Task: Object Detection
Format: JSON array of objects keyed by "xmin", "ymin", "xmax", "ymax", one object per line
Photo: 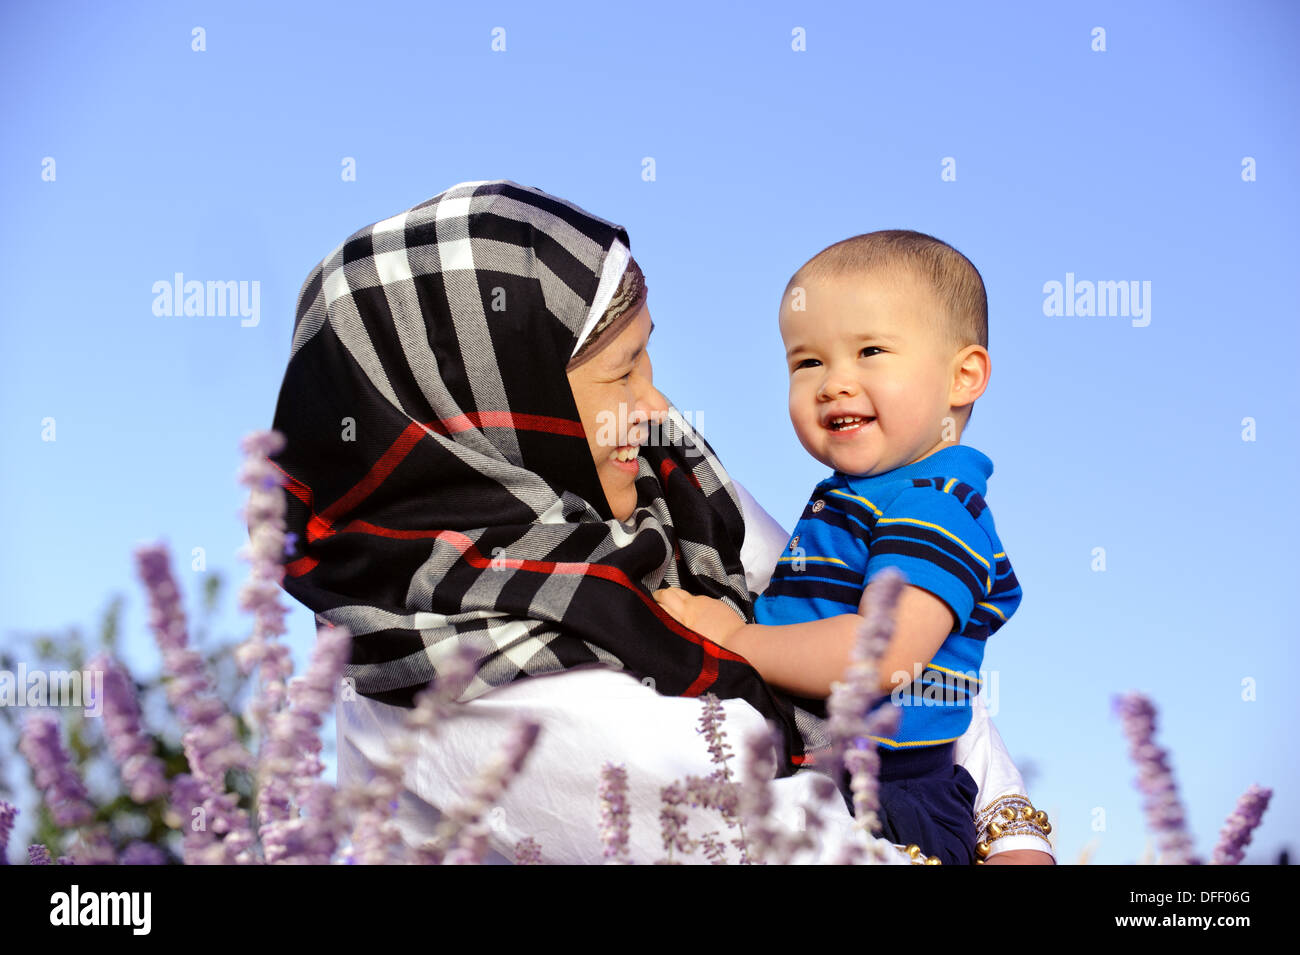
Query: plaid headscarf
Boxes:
[{"xmin": 268, "ymin": 180, "xmax": 811, "ymax": 773}]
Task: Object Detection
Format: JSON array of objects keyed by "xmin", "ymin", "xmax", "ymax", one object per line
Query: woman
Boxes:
[{"xmin": 268, "ymin": 180, "xmax": 1053, "ymax": 863}]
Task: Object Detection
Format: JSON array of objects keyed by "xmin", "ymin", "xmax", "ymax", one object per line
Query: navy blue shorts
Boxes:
[{"xmin": 872, "ymin": 742, "xmax": 978, "ymax": 865}]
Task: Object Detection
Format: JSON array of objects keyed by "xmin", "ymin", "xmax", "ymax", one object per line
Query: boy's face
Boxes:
[{"xmin": 779, "ymin": 268, "xmax": 970, "ymax": 478}]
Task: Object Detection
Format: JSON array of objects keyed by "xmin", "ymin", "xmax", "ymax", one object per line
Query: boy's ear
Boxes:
[{"xmin": 950, "ymin": 345, "xmax": 990, "ymax": 408}]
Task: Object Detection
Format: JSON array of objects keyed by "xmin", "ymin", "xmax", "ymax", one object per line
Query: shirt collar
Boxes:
[{"xmin": 832, "ymin": 445, "xmax": 993, "ymax": 497}]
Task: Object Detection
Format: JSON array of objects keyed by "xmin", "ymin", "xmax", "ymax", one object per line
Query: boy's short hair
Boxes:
[
  {"xmin": 786, "ymin": 230, "xmax": 988, "ymax": 427},
  {"xmin": 787, "ymin": 230, "xmax": 988, "ymax": 353}
]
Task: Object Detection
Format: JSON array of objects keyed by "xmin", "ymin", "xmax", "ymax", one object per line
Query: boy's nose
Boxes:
[{"xmin": 817, "ymin": 372, "xmax": 860, "ymax": 400}]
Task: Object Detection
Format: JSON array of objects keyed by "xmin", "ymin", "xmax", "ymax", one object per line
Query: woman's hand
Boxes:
[
  {"xmin": 653, "ymin": 587, "xmax": 746, "ymax": 646},
  {"xmin": 982, "ymin": 849, "xmax": 1055, "ymax": 865}
]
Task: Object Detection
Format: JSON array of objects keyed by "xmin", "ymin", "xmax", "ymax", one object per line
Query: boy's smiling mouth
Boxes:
[{"xmin": 823, "ymin": 413, "xmax": 876, "ymax": 433}]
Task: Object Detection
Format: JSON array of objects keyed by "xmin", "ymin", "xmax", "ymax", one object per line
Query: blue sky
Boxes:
[{"xmin": 2, "ymin": 0, "xmax": 1296, "ymax": 864}]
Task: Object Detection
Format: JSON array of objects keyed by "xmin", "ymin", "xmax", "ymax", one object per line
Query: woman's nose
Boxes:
[
  {"xmin": 630, "ymin": 385, "xmax": 669, "ymax": 427},
  {"xmin": 643, "ymin": 383, "xmax": 669, "ymax": 420}
]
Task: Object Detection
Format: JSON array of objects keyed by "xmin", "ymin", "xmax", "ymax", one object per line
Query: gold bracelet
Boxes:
[
  {"xmin": 893, "ymin": 843, "xmax": 943, "ymax": 865},
  {"xmin": 974, "ymin": 794, "xmax": 1052, "ymax": 862}
]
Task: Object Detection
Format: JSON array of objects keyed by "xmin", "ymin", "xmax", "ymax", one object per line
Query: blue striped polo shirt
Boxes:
[{"xmin": 753, "ymin": 445, "xmax": 1021, "ymax": 749}]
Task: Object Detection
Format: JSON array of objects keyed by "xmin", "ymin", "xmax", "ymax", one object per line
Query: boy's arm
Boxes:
[
  {"xmin": 733, "ymin": 581, "xmax": 956, "ymax": 698},
  {"xmin": 654, "ymin": 582, "xmax": 956, "ymax": 699}
]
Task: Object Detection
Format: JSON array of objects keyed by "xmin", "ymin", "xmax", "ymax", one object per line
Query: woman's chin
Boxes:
[{"xmin": 604, "ymin": 484, "xmax": 637, "ymax": 522}]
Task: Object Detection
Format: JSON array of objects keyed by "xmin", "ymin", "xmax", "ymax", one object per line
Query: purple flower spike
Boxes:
[
  {"xmin": 28, "ymin": 844, "xmax": 52, "ymax": 866},
  {"xmin": 598, "ymin": 763, "xmax": 631, "ymax": 864},
  {"xmin": 120, "ymin": 842, "xmax": 169, "ymax": 865},
  {"xmin": 135, "ymin": 542, "xmax": 255, "ymax": 863},
  {"xmin": 18, "ymin": 713, "xmax": 95, "ymax": 828},
  {"xmin": 1114, "ymin": 692, "xmax": 1199, "ymax": 865},
  {"xmin": 826, "ymin": 567, "xmax": 904, "ymax": 851},
  {"xmin": 0, "ymin": 800, "xmax": 17, "ymax": 864},
  {"xmin": 1211, "ymin": 784, "xmax": 1272, "ymax": 865},
  {"xmin": 235, "ymin": 429, "xmax": 294, "ymax": 734},
  {"xmin": 87, "ymin": 654, "xmax": 168, "ymax": 804},
  {"xmin": 258, "ymin": 624, "xmax": 351, "ymax": 864},
  {"xmin": 432, "ymin": 719, "xmax": 540, "ymax": 865},
  {"xmin": 514, "ymin": 837, "xmax": 542, "ymax": 865},
  {"xmin": 697, "ymin": 694, "xmax": 733, "ymax": 782}
]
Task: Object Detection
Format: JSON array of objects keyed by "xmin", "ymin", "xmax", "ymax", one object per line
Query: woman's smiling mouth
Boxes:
[{"xmin": 609, "ymin": 444, "xmax": 641, "ymax": 471}]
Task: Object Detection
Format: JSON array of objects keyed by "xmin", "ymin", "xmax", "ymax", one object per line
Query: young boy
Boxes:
[{"xmin": 655, "ymin": 230, "xmax": 1021, "ymax": 865}]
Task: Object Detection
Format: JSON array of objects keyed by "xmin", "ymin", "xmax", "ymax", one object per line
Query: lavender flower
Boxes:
[
  {"xmin": 234, "ymin": 429, "xmax": 294, "ymax": 733},
  {"xmin": 843, "ymin": 704, "xmax": 900, "ymax": 838},
  {"xmin": 67, "ymin": 829, "xmax": 118, "ymax": 865},
  {"xmin": 341, "ymin": 655, "xmax": 480, "ymax": 865},
  {"xmin": 86, "ymin": 654, "xmax": 168, "ymax": 804},
  {"xmin": 28, "ymin": 845, "xmax": 52, "ymax": 865},
  {"xmin": 697, "ymin": 694, "xmax": 733, "ymax": 780},
  {"xmin": 514, "ymin": 837, "xmax": 542, "ymax": 865},
  {"xmin": 654, "ymin": 767, "xmax": 750, "ymax": 864},
  {"xmin": 0, "ymin": 799, "xmax": 16, "ymax": 865},
  {"xmin": 1211, "ymin": 784, "xmax": 1272, "ymax": 865},
  {"xmin": 657, "ymin": 781, "xmax": 693, "ymax": 863},
  {"xmin": 135, "ymin": 542, "xmax": 255, "ymax": 863},
  {"xmin": 167, "ymin": 772, "xmax": 226, "ymax": 866},
  {"xmin": 733, "ymin": 724, "xmax": 845, "ymax": 865},
  {"xmin": 18, "ymin": 713, "xmax": 95, "ymax": 828},
  {"xmin": 258, "ymin": 624, "xmax": 351, "ymax": 864},
  {"xmin": 339, "ymin": 765, "xmax": 408, "ymax": 866},
  {"xmin": 1113, "ymin": 692, "xmax": 1199, "ymax": 865},
  {"xmin": 119, "ymin": 841, "xmax": 169, "ymax": 865},
  {"xmin": 440, "ymin": 719, "xmax": 540, "ymax": 865},
  {"xmin": 598, "ymin": 763, "xmax": 632, "ymax": 864},
  {"xmin": 825, "ymin": 568, "xmax": 904, "ymax": 848},
  {"xmin": 736, "ymin": 726, "xmax": 780, "ymax": 864}
]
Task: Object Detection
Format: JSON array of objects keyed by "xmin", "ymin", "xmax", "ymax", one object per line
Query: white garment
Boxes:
[{"xmin": 335, "ymin": 480, "xmax": 1053, "ymax": 863}]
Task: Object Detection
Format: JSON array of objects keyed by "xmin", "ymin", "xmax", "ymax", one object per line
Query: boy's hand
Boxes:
[{"xmin": 653, "ymin": 588, "xmax": 746, "ymax": 646}]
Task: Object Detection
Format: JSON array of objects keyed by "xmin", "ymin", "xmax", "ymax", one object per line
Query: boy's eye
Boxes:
[
  {"xmin": 860, "ymin": 346, "xmax": 883, "ymax": 358},
  {"xmin": 793, "ymin": 357, "xmax": 821, "ymax": 371}
]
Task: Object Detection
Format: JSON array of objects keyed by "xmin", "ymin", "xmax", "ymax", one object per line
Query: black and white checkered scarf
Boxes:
[{"xmin": 268, "ymin": 180, "xmax": 810, "ymax": 773}]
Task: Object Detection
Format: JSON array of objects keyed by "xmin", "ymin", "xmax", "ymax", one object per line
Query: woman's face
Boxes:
[{"xmin": 566, "ymin": 306, "xmax": 669, "ymax": 521}]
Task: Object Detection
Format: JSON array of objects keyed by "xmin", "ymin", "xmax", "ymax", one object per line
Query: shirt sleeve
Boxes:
[
  {"xmin": 731, "ymin": 478, "xmax": 791, "ymax": 596},
  {"xmin": 953, "ymin": 695, "xmax": 1056, "ymax": 861},
  {"xmin": 864, "ymin": 486, "xmax": 995, "ymax": 632}
]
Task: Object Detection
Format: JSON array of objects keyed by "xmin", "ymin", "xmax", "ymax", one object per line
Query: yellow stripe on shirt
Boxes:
[
  {"xmin": 826, "ymin": 488, "xmax": 883, "ymax": 518},
  {"xmin": 874, "ymin": 517, "xmax": 991, "ymax": 571}
]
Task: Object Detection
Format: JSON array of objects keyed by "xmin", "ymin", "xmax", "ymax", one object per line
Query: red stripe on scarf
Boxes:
[
  {"xmin": 424, "ymin": 411, "xmax": 585, "ymax": 439},
  {"xmin": 312, "ymin": 422, "xmax": 429, "ymax": 534},
  {"xmin": 658, "ymin": 457, "xmax": 701, "ymax": 490},
  {"xmin": 431, "ymin": 528, "xmax": 746, "ymax": 693},
  {"xmin": 276, "ymin": 448, "xmax": 739, "ymax": 697},
  {"xmin": 285, "ymin": 556, "xmax": 319, "ymax": 576},
  {"xmin": 298, "ymin": 415, "xmax": 584, "ymax": 541}
]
